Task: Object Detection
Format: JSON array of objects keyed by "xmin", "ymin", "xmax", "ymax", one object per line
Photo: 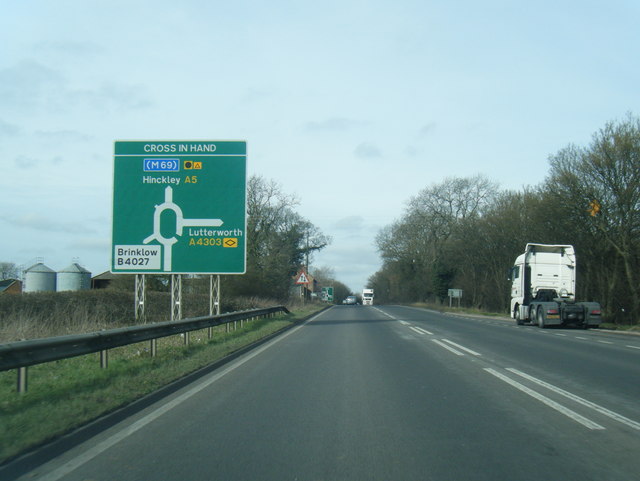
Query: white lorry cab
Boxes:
[
  {"xmin": 509, "ymin": 244, "xmax": 601, "ymax": 328},
  {"xmin": 362, "ymin": 288, "xmax": 374, "ymax": 306}
]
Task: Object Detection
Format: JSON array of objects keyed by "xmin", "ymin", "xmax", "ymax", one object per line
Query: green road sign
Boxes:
[
  {"xmin": 111, "ymin": 141, "xmax": 246, "ymax": 274},
  {"xmin": 321, "ymin": 286, "xmax": 334, "ymax": 302}
]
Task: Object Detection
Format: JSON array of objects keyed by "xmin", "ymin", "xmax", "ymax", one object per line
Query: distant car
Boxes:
[{"xmin": 344, "ymin": 295, "xmax": 357, "ymax": 305}]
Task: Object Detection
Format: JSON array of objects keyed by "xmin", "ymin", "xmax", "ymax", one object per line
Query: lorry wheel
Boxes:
[
  {"xmin": 515, "ymin": 307, "xmax": 524, "ymax": 325},
  {"xmin": 537, "ymin": 307, "xmax": 546, "ymax": 328}
]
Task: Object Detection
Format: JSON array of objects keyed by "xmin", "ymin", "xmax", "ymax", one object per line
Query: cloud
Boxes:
[
  {"xmin": 0, "ymin": 60, "xmax": 152, "ymax": 114},
  {"xmin": 404, "ymin": 145, "xmax": 421, "ymax": 157},
  {"xmin": 418, "ymin": 122, "xmax": 438, "ymax": 137},
  {"xmin": 354, "ymin": 142, "xmax": 382, "ymax": 159},
  {"xmin": 32, "ymin": 40, "xmax": 105, "ymax": 57},
  {"xmin": 13, "ymin": 155, "xmax": 41, "ymax": 169},
  {"xmin": 314, "ymin": 243, "xmax": 381, "ymax": 290},
  {"xmin": 240, "ymin": 87, "xmax": 276, "ymax": 104},
  {"xmin": 13, "ymin": 154, "xmax": 66, "ymax": 170},
  {"xmin": 34, "ymin": 129, "xmax": 92, "ymax": 142},
  {"xmin": 0, "ymin": 119, "xmax": 20, "ymax": 137},
  {"xmin": 66, "ymin": 237, "xmax": 111, "ymax": 251},
  {"xmin": 72, "ymin": 83, "xmax": 153, "ymax": 111},
  {"xmin": 304, "ymin": 117, "xmax": 366, "ymax": 132},
  {"xmin": 403, "ymin": 122, "xmax": 437, "ymax": 157},
  {"xmin": 0, "ymin": 61, "xmax": 65, "ymax": 111},
  {"xmin": 0, "ymin": 213, "xmax": 95, "ymax": 234},
  {"xmin": 333, "ymin": 215, "xmax": 365, "ymax": 231}
]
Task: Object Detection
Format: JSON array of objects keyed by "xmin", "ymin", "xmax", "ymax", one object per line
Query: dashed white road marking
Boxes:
[
  {"xmin": 507, "ymin": 368, "xmax": 640, "ymax": 431},
  {"xmin": 484, "ymin": 368, "xmax": 604, "ymax": 430},
  {"xmin": 410, "ymin": 326, "xmax": 434, "ymax": 335},
  {"xmin": 432, "ymin": 339, "xmax": 464, "ymax": 356},
  {"xmin": 441, "ymin": 339, "xmax": 481, "ymax": 356}
]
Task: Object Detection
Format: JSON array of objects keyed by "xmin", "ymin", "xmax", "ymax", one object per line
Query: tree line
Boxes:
[
  {"xmin": 369, "ymin": 115, "xmax": 640, "ymax": 324},
  {"xmin": 224, "ymin": 175, "xmax": 332, "ymax": 300}
]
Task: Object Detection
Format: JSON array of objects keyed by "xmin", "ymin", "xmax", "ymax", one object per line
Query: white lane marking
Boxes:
[
  {"xmin": 432, "ymin": 339, "xmax": 464, "ymax": 356},
  {"xmin": 372, "ymin": 307, "xmax": 396, "ymax": 320},
  {"xmin": 507, "ymin": 368, "xmax": 640, "ymax": 431},
  {"xmin": 575, "ymin": 337, "xmax": 588, "ymax": 340},
  {"xmin": 484, "ymin": 368, "xmax": 604, "ymax": 430},
  {"xmin": 627, "ymin": 345, "xmax": 640, "ymax": 350},
  {"xmin": 441, "ymin": 339, "xmax": 481, "ymax": 356},
  {"xmin": 29, "ymin": 313, "xmax": 318, "ymax": 481},
  {"xmin": 410, "ymin": 326, "xmax": 433, "ymax": 335},
  {"xmin": 554, "ymin": 333, "xmax": 567, "ymax": 337},
  {"xmin": 598, "ymin": 340, "xmax": 614, "ymax": 345},
  {"xmin": 399, "ymin": 320, "xmax": 410, "ymax": 326}
]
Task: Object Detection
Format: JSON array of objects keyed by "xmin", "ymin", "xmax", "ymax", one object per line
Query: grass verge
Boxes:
[
  {"xmin": 0, "ymin": 305, "xmax": 324, "ymax": 464},
  {"xmin": 599, "ymin": 322, "xmax": 640, "ymax": 332},
  {"xmin": 409, "ymin": 302, "xmax": 509, "ymax": 319}
]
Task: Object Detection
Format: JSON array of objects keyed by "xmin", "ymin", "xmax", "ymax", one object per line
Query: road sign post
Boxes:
[
  {"xmin": 448, "ymin": 288, "xmax": 463, "ymax": 308},
  {"xmin": 113, "ymin": 141, "xmax": 246, "ymax": 322}
]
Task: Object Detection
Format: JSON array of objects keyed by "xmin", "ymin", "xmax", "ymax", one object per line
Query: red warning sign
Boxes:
[{"xmin": 295, "ymin": 271, "xmax": 309, "ymax": 285}]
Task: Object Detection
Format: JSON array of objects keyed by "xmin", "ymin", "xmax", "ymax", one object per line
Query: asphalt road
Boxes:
[{"xmin": 10, "ymin": 305, "xmax": 640, "ymax": 480}]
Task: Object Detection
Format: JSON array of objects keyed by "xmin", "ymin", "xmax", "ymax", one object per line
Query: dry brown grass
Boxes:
[{"xmin": 0, "ymin": 289, "xmax": 288, "ymax": 343}]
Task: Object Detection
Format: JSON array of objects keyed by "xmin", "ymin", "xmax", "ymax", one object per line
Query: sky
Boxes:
[{"xmin": 1, "ymin": 0, "xmax": 639, "ymax": 293}]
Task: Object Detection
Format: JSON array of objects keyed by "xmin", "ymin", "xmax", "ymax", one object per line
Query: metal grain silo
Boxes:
[
  {"xmin": 23, "ymin": 263, "xmax": 57, "ymax": 292},
  {"xmin": 57, "ymin": 263, "xmax": 92, "ymax": 291}
]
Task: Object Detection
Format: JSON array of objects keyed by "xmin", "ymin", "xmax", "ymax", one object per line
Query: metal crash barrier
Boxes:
[{"xmin": 0, "ymin": 306, "xmax": 290, "ymax": 393}]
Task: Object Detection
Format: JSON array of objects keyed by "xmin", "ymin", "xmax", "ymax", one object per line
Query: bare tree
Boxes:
[
  {"xmin": 226, "ymin": 175, "xmax": 330, "ymax": 300},
  {"xmin": 548, "ymin": 114, "xmax": 640, "ymax": 320},
  {"xmin": 0, "ymin": 262, "xmax": 18, "ymax": 280}
]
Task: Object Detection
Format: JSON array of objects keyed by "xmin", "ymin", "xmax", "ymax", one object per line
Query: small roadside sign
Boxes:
[
  {"xmin": 295, "ymin": 271, "xmax": 309, "ymax": 285},
  {"xmin": 321, "ymin": 286, "xmax": 334, "ymax": 302},
  {"xmin": 448, "ymin": 288, "xmax": 463, "ymax": 307}
]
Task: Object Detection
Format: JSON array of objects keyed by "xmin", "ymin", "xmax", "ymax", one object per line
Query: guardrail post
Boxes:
[
  {"xmin": 17, "ymin": 366, "xmax": 27, "ymax": 393},
  {"xmin": 135, "ymin": 274, "xmax": 146, "ymax": 322},
  {"xmin": 209, "ymin": 275, "xmax": 220, "ymax": 316},
  {"xmin": 100, "ymin": 350, "xmax": 108, "ymax": 369},
  {"xmin": 150, "ymin": 338, "xmax": 157, "ymax": 357},
  {"xmin": 171, "ymin": 274, "xmax": 182, "ymax": 322},
  {"xmin": 184, "ymin": 332, "xmax": 190, "ymax": 346}
]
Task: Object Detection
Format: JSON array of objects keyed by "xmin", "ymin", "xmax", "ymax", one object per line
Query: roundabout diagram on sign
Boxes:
[{"xmin": 143, "ymin": 186, "xmax": 224, "ymax": 271}]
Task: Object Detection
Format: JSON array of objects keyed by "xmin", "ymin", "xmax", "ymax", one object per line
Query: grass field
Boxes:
[{"xmin": 0, "ymin": 304, "xmax": 324, "ymax": 464}]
